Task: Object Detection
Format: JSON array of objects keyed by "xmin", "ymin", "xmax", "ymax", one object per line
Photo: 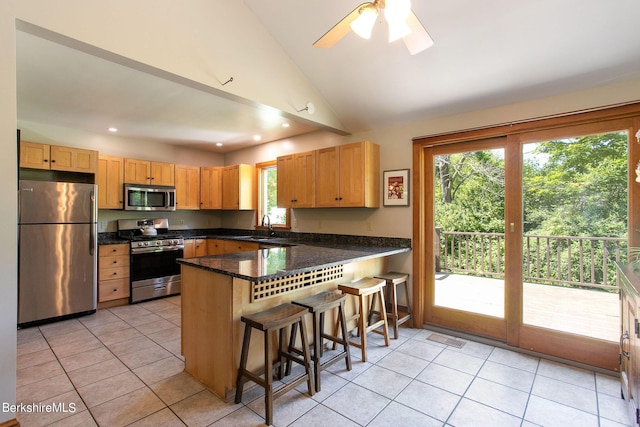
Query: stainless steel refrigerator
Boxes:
[{"xmin": 18, "ymin": 180, "xmax": 98, "ymax": 326}]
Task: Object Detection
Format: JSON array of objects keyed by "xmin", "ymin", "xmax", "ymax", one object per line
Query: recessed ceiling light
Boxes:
[
  {"xmin": 282, "ymin": 123, "xmax": 290, "ymax": 128},
  {"xmin": 216, "ymin": 143, "xmax": 223, "ymax": 147},
  {"xmin": 107, "ymin": 127, "xmax": 118, "ymax": 132},
  {"xmin": 253, "ymin": 135, "xmax": 262, "ymax": 141}
]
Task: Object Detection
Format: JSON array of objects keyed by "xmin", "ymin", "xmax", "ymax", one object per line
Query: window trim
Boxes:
[{"xmin": 255, "ymin": 160, "xmax": 291, "ymax": 230}]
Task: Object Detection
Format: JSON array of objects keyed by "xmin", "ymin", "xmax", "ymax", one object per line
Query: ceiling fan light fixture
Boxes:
[
  {"xmin": 350, "ymin": 5, "xmax": 378, "ymax": 39},
  {"xmin": 387, "ymin": 19, "xmax": 412, "ymax": 42},
  {"xmin": 384, "ymin": 0, "xmax": 412, "ymax": 42}
]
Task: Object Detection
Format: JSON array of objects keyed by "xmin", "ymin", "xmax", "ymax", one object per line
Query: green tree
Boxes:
[
  {"xmin": 524, "ymin": 132, "xmax": 627, "ymax": 238},
  {"xmin": 435, "ymin": 150, "xmax": 505, "ymax": 233}
]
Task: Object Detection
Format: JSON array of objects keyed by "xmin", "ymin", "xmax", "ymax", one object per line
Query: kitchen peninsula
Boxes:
[{"xmin": 177, "ymin": 238, "xmax": 410, "ymax": 400}]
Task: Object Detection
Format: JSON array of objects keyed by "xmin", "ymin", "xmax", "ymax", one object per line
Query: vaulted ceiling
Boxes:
[{"xmin": 16, "ymin": 0, "xmax": 640, "ymax": 152}]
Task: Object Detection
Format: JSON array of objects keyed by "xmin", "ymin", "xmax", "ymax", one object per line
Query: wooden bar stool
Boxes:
[
  {"xmin": 337, "ymin": 277, "xmax": 390, "ymax": 362},
  {"xmin": 374, "ymin": 272, "xmax": 412, "ymax": 339},
  {"xmin": 289, "ymin": 291, "xmax": 352, "ymax": 392},
  {"xmin": 234, "ymin": 303, "xmax": 314, "ymax": 426}
]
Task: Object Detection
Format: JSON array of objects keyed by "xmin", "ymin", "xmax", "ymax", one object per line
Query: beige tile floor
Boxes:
[{"xmin": 15, "ymin": 295, "xmax": 632, "ymax": 426}]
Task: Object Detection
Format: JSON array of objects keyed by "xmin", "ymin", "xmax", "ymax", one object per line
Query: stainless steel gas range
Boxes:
[{"xmin": 117, "ymin": 218, "xmax": 184, "ymax": 303}]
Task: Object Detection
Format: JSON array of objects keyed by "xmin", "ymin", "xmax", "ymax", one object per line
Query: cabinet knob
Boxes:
[
  {"xmin": 113, "ymin": 260, "xmax": 117, "ymax": 264},
  {"xmin": 51, "ymin": 159, "xmax": 56, "ymax": 163},
  {"xmin": 113, "ymin": 272, "xmax": 117, "ymax": 275},
  {"xmin": 44, "ymin": 159, "xmax": 49, "ymax": 163}
]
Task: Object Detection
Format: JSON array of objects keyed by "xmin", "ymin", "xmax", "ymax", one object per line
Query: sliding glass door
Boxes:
[
  {"xmin": 427, "ymin": 138, "xmax": 509, "ymax": 341},
  {"xmin": 420, "ymin": 121, "xmax": 631, "ymax": 369}
]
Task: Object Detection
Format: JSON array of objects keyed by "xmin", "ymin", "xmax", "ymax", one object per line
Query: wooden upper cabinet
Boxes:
[
  {"xmin": 50, "ymin": 146, "xmax": 98, "ymax": 173},
  {"xmin": 124, "ymin": 158, "xmax": 150, "ymax": 184},
  {"xmin": 175, "ymin": 164, "xmax": 200, "ymax": 210},
  {"xmin": 339, "ymin": 141, "xmax": 379, "ymax": 207},
  {"xmin": 19, "ymin": 141, "xmax": 97, "ymax": 174},
  {"xmin": 200, "ymin": 166, "xmax": 222, "ymax": 210},
  {"xmin": 222, "ymin": 164, "xmax": 255, "ymax": 210},
  {"xmin": 19, "ymin": 141, "xmax": 50, "ymax": 169},
  {"xmin": 98, "ymin": 155, "xmax": 124, "ymax": 209},
  {"xmin": 124, "ymin": 159, "xmax": 174, "ymax": 186},
  {"xmin": 277, "ymin": 150, "xmax": 316, "ymax": 208},
  {"xmin": 315, "ymin": 146, "xmax": 342, "ymax": 207},
  {"xmin": 316, "ymin": 141, "xmax": 380, "ymax": 208},
  {"xmin": 151, "ymin": 161, "xmax": 175, "ymax": 186}
]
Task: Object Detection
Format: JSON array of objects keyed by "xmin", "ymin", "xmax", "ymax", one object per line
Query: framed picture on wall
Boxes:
[{"xmin": 383, "ymin": 169, "xmax": 410, "ymax": 206}]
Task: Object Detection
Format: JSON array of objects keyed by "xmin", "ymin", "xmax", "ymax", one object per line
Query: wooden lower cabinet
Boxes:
[
  {"xmin": 207, "ymin": 239, "xmax": 224, "ymax": 255},
  {"xmin": 184, "ymin": 239, "xmax": 207, "ymax": 258},
  {"xmin": 98, "ymin": 244, "xmax": 130, "ymax": 302},
  {"xmin": 618, "ymin": 262, "xmax": 640, "ymax": 425},
  {"xmin": 205, "ymin": 238, "xmax": 259, "ymax": 255},
  {"xmin": 222, "ymin": 240, "xmax": 259, "ymax": 253}
]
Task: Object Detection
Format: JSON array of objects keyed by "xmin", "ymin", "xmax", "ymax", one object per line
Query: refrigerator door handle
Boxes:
[{"xmin": 90, "ymin": 190, "xmax": 96, "ymax": 256}]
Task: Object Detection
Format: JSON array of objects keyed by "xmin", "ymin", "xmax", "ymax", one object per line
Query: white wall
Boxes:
[
  {"xmin": 2, "ymin": 1, "xmax": 640, "ymax": 422},
  {"xmin": 0, "ymin": 1, "xmax": 18, "ymax": 421},
  {"xmin": 19, "ymin": 121, "xmax": 225, "ymax": 167}
]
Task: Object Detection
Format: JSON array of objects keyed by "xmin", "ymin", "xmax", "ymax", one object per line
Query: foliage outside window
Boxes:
[
  {"xmin": 256, "ymin": 161, "xmax": 289, "ymax": 228},
  {"xmin": 433, "ymin": 131, "xmax": 628, "ymax": 289}
]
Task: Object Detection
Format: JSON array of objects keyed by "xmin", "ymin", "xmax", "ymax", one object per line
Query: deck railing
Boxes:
[{"xmin": 436, "ymin": 229, "xmax": 627, "ymax": 291}]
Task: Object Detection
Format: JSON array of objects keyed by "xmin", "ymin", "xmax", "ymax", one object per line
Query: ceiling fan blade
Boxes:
[
  {"xmin": 313, "ymin": 3, "xmax": 370, "ymax": 49},
  {"xmin": 402, "ymin": 11, "xmax": 434, "ymax": 55}
]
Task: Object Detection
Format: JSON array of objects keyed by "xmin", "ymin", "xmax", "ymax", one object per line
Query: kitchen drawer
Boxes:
[
  {"xmin": 207, "ymin": 239, "xmax": 224, "ymax": 255},
  {"xmin": 99, "ymin": 244, "xmax": 130, "ymax": 257},
  {"xmin": 99, "ymin": 254, "xmax": 129, "ymax": 269},
  {"xmin": 99, "ymin": 266, "xmax": 129, "ymax": 281},
  {"xmin": 222, "ymin": 240, "xmax": 259, "ymax": 253},
  {"xmin": 99, "ymin": 278, "xmax": 130, "ymax": 302}
]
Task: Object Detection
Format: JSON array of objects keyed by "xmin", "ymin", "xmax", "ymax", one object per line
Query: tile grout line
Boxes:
[
  {"xmin": 103, "ymin": 304, "xmax": 190, "ymax": 426},
  {"xmin": 37, "ymin": 320, "xmax": 100, "ymax": 426},
  {"xmin": 41, "ymin": 303, "xmax": 183, "ymax": 426}
]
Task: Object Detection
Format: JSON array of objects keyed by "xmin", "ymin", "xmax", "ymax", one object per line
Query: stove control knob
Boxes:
[
  {"xmin": 144, "ymin": 241, "xmax": 149, "ymax": 246},
  {"xmin": 137, "ymin": 242, "xmax": 142, "ymax": 247}
]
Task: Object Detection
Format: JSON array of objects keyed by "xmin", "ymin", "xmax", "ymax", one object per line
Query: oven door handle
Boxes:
[{"xmin": 131, "ymin": 246, "xmax": 184, "ymax": 254}]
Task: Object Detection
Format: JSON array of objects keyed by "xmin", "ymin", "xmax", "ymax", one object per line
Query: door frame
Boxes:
[
  {"xmin": 412, "ymin": 103, "xmax": 640, "ymax": 370},
  {"xmin": 425, "ymin": 138, "xmax": 511, "ymax": 342}
]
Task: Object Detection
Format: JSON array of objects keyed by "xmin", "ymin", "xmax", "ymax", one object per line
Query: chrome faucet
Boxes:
[{"xmin": 261, "ymin": 214, "xmax": 275, "ymax": 236}]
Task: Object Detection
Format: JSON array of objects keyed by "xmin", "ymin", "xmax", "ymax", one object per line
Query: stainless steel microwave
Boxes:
[{"xmin": 124, "ymin": 184, "xmax": 176, "ymax": 211}]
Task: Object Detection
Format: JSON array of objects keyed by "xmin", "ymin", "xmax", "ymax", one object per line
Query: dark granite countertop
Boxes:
[
  {"xmin": 99, "ymin": 229, "xmax": 411, "ymax": 248},
  {"xmin": 177, "ymin": 244, "xmax": 410, "ymax": 281},
  {"xmin": 99, "ymin": 228, "xmax": 411, "ymax": 280}
]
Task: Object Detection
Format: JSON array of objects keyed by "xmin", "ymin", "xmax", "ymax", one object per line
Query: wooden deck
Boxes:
[{"xmin": 434, "ymin": 273, "xmax": 620, "ymax": 342}]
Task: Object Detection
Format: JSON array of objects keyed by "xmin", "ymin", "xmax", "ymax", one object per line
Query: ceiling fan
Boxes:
[{"xmin": 313, "ymin": 0, "xmax": 434, "ymax": 55}]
